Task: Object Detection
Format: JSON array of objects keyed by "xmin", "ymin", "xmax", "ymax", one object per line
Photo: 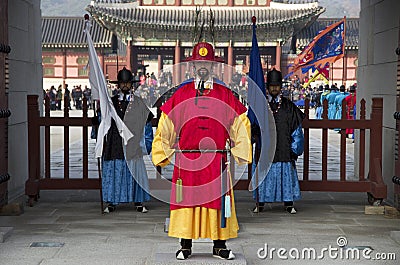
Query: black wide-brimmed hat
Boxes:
[
  {"xmin": 109, "ymin": 67, "xmax": 139, "ymax": 84},
  {"xmin": 267, "ymin": 69, "xmax": 283, "ymax": 86}
]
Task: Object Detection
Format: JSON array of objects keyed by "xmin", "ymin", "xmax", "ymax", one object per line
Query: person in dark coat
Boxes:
[
  {"xmin": 253, "ymin": 69, "xmax": 305, "ymax": 214},
  {"xmin": 101, "ymin": 67, "xmax": 152, "ymax": 213}
]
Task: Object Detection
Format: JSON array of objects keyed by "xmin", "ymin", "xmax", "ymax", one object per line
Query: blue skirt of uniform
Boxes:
[
  {"xmin": 253, "ymin": 162, "xmax": 301, "ymax": 203},
  {"xmin": 102, "ymin": 158, "xmax": 150, "ymax": 205},
  {"xmin": 315, "ymin": 106, "xmax": 323, "ymax": 119}
]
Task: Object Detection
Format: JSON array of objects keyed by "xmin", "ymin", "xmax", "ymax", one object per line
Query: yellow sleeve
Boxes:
[
  {"xmin": 230, "ymin": 113, "xmax": 252, "ymax": 165},
  {"xmin": 151, "ymin": 112, "xmax": 176, "ymax": 167}
]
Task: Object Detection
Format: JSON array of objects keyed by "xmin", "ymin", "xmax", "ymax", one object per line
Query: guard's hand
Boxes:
[
  {"xmin": 251, "ymin": 124, "xmax": 260, "ymax": 144},
  {"xmin": 91, "ymin": 116, "xmax": 100, "ymax": 126}
]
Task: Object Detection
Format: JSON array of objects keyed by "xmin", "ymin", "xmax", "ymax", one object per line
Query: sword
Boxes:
[{"xmin": 221, "ymin": 139, "xmax": 231, "ymax": 228}]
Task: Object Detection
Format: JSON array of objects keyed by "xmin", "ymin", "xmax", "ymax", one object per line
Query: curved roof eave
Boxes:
[{"xmin": 85, "ymin": 4, "xmax": 325, "ymax": 31}]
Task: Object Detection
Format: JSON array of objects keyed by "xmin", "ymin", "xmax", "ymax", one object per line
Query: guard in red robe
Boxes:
[{"xmin": 152, "ymin": 42, "xmax": 252, "ymax": 260}]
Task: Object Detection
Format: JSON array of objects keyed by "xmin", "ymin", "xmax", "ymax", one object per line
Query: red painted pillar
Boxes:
[
  {"xmin": 245, "ymin": 55, "xmax": 250, "ymax": 74},
  {"xmin": 126, "ymin": 40, "xmax": 132, "ymax": 71},
  {"xmin": 158, "ymin": 54, "xmax": 162, "ymax": 76},
  {"xmin": 227, "ymin": 41, "xmax": 234, "ymax": 84},
  {"xmin": 342, "ymin": 50, "xmax": 348, "ymax": 87},
  {"xmin": 275, "ymin": 43, "xmax": 281, "ymax": 71},
  {"xmin": 63, "ymin": 49, "xmax": 67, "ymax": 86},
  {"xmin": 174, "ymin": 40, "xmax": 181, "ymax": 84}
]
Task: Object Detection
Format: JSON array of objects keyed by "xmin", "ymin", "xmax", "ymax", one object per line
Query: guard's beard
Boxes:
[
  {"xmin": 197, "ymin": 67, "xmax": 209, "ymax": 80},
  {"xmin": 120, "ymin": 85, "xmax": 130, "ymax": 93}
]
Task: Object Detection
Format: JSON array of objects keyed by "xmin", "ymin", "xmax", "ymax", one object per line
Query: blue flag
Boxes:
[
  {"xmin": 247, "ymin": 23, "xmax": 266, "ymax": 126},
  {"xmin": 247, "ymin": 21, "xmax": 276, "ymax": 191}
]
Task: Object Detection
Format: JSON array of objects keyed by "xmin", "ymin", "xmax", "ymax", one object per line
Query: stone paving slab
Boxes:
[
  {"xmin": 40, "ymin": 258, "xmax": 147, "ymax": 265},
  {"xmin": 1, "ymin": 190, "xmax": 399, "ymax": 265},
  {"xmin": 2, "ymin": 111, "xmax": 399, "ymax": 264},
  {"xmin": 0, "ymin": 226, "xmax": 13, "ymax": 243},
  {"xmin": 390, "ymin": 231, "xmax": 400, "ymax": 245},
  {"xmin": 153, "ymin": 253, "xmax": 246, "ymax": 265}
]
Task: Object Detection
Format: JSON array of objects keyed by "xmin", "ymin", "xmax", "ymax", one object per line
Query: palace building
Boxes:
[{"xmin": 42, "ymin": 0, "xmax": 359, "ymax": 89}]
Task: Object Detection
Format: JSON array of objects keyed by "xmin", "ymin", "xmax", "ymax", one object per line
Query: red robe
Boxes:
[{"xmin": 160, "ymin": 80, "xmax": 247, "ymax": 210}]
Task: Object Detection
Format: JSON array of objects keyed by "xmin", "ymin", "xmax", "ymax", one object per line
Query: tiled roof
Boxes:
[
  {"xmin": 42, "ymin": 17, "xmax": 113, "ymax": 48},
  {"xmin": 86, "ymin": 4, "xmax": 324, "ymax": 30},
  {"xmin": 297, "ymin": 18, "xmax": 359, "ymax": 50},
  {"xmin": 86, "ymin": 2, "xmax": 325, "ymax": 43}
]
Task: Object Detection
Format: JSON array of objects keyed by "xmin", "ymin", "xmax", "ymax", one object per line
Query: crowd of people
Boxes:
[{"xmin": 43, "ymin": 84, "xmax": 92, "ymax": 110}]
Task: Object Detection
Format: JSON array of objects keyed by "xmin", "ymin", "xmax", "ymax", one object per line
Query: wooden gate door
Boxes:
[{"xmin": 0, "ymin": 0, "xmax": 11, "ymax": 207}]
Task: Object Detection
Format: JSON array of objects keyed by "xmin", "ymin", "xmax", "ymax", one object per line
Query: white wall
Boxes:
[
  {"xmin": 357, "ymin": 0, "xmax": 400, "ymax": 204},
  {"xmin": 7, "ymin": 0, "xmax": 42, "ymax": 200}
]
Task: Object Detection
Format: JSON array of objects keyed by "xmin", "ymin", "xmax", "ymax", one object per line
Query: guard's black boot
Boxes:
[
  {"xmin": 103, "ymin": 204, "xmax": 116, "ymax": 213},
  {"xmin": 134, "ymin": 202, "xmax": 148, "ymax": 213},
  {"xmin": 252, "ymin": 202, "xmax": 265, "ymax": 213},
  {"xmin": 284, "ymin": 201, "xmax": 297, "ymax": 214},
  {"xmin": 176, "ymin": 239, "xmax": 192, "ymax": 260},
  {"xmin": 213, "ymin": 240, "xmax": 235, "ymax": 260},
  {"xmin": 176, "ymin": 249, "xmax": 192, "ymax": 260}
]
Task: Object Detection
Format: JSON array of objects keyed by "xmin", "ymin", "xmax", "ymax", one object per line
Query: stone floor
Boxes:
[
  {"xmin": 1, "ymin": 110, "xmax": 398, "ymax": 264},
  {"xmin": 0, "ymin": 190, "xmax": 399, "ymax": 265}
]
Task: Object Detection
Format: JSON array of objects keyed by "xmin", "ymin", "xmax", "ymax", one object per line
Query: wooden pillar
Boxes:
[
  {"xmin": 126, "ymin": 40, "xmax": 132, "ymax": 70},
  {"xmin": 369, "ymin": 98, "xmax": 387, "ymax": 199},
  {"xmin": 158, "ymin": 54, "xmax": 163, "ymax": 75},
  {"xmin": 25, "ymin": 96, "xmax": 40, "ymax": 205},
  {"xmin": 227, "ymin": 41, "xmax": 234, "ymax": 67},
  {"xmin": 132, "ymin": 45, "xmax": 138, "ymax": 74},
  {"xmin": 0, "ymin": 0, "xmax": 10, "ymax": 207},
  {"xmin": 227, "ymin": 41, "xmax": 234, "ymax": 85},
  {"xmin": 275, "ymin": 43, "xmax": 281, "ymax": 71},
  {"xmin": 266, "ymin": 0, "xmax": 271, "ymax": 6},
  {"xmin": 228, "ymin": 0, "xmax": 233, "ymax": 6},
  {"xmin": 245, "ymin": 55, "xmax": 250, "ymax": 73},
  {"xmin": 101, "ymin": 48, "xmax": 105, "ymax": 76},
  {"xmin": 175, "ymin": 0, "xmax": 181, "ymax": 6},
  {"xmin": 342, "ymin": 50, "xmax": 348, "ymax": 87},
  {"xmin": 63, "ymin": 49, "xmax": 67, "ymax": 86},
  {"xmin": 174, "ymin": 40, "xmax": 181, "ymax": 84}
]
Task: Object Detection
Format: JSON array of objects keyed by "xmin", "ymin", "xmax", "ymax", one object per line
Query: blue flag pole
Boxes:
[{"xmin": 247, "ymin": 16, "xmax": 266, "ymax": 212}]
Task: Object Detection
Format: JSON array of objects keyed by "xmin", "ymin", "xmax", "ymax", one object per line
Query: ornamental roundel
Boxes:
[{"xmin": 198, "ymin": 47, "xmax": 208, "ymax": 57}]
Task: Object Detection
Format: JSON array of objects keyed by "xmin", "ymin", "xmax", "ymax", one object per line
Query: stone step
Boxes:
[
  {"xmin": 0, "ymin": 226, "xmax": 13, "ymax": 243},
  {"xmin": 152, "ymin": 253, "xmax": 246, "ymax": 265},
  {"xmin": 0, "ymin": 202, "xmax": 24, "ymax": 216},
  {"xmin": 390, "ymin": 231, "xmax": 400, "ymax": 245}
]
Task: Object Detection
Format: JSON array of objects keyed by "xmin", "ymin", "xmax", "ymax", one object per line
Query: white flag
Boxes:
[{"xmin": 84, "ymin": 19, "xmax": 134, "ymax": 157}]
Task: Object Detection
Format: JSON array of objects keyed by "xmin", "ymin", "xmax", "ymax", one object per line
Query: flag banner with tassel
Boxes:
[
  {"xmin": 84, "ymin": 15, "xmax": 133, "ymax": 158},
  {"xmin": 288, "ymin": 18, "xmax": 346, "ymax": 76}
]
